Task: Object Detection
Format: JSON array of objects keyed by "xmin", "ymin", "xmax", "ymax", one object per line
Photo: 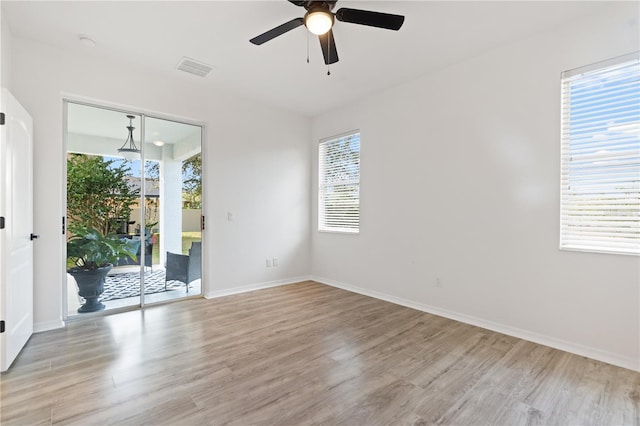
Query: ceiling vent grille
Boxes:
[{"xmin": 176, "ymin": 57, "xmax": 214, "ymax": 77}]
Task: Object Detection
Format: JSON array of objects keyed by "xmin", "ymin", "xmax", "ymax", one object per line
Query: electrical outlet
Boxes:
[
  {"xmin": 436, "ymin": 277, "xmax": 442, "ymax": 288},
  {"xmin": 273, "ymin": 257, "xmax": 278, "ymax": 267},
  {"xmin": 266, "ymin": 258, "xmax": 272, "ymax": 268}
]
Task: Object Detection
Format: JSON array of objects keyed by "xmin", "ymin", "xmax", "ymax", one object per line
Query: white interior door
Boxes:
[{"xmin": 0, "ymin": 88, "xmax": 34, "ymax": 372}]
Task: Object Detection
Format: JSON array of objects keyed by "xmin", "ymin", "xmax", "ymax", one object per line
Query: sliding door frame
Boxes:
[{"xmin": 62, "ymin": 96, "xmax": 206, "ymax": 321}]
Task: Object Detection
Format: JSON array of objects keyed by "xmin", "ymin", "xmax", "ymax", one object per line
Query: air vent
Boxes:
[{"xmin": 176, "ymin": 57, "xmax": 214, "ymax": 77}]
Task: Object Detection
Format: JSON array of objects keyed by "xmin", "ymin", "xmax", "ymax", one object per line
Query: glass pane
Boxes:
[
  {"xmin": 143, "ymin": 117, "xmax": 203, "ymax": 305},
  {"xmin": 66, "ymin": 103, "xmax": 142, "ymax": 316}
]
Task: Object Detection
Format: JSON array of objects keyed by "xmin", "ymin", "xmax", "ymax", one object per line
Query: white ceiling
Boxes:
[
  {"xmin": 2, "ymin": 1, "xmax": 611, "ymax": 117},
  {"xmin": 67, "ymin": 102, "xmax": 201, "ymax": 143}
]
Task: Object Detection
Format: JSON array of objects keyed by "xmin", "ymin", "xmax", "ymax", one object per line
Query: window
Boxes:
[
  {"xmin": 318, "ymin": 132, "xmax": 360, "ymax": 233},
  {"xmin": 560, "ymin": 53, "xmax": 640, "ymax": 255}
]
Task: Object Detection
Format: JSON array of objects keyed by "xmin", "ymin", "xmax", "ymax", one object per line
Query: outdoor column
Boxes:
[{"xmin": 159, "ymin": 144, "xmax": 183, "ymax": 266}]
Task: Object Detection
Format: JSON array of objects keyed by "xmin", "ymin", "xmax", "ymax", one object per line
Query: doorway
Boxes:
[{"xmin": 64, "ymin": 101, "xmax": 203, "ymax": 317}]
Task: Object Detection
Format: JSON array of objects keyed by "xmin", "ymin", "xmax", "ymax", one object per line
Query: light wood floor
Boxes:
[{"xmin": 1, "ymin": 281, "xmax": 639, "ymax": 425}]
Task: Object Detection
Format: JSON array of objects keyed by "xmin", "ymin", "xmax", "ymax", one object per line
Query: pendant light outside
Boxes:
[{"xmin": 118, "ymin": 115, "xmax": 140, "ymax": 160}]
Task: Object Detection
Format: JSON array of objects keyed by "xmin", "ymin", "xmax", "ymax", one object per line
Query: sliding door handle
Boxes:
[{"xmin": 30, "ymin": 233, "xmax": 39, "ymax": 240}]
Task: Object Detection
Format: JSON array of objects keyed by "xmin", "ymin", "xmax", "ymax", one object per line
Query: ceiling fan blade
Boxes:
[
  {"xmin": 250, "ymin": 17, "xmax": 304, "ymax": 45},
  {"xmin": 335, "ymin": 8, "xmax": 405, "ymax": 30},
  {"xmin": 288, "ymin": 0, "xmax": 306, "ymax": 6},
  {"xmin": 319, "ymin": 29, "xmax": 339, "ymax": 65}
]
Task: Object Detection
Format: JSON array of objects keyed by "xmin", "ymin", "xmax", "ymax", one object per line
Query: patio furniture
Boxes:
[
  {"xmin": 116, "ymin": 234, "xmax": 153, "ymax": 268},
  {"xmin": 165, "ymin": 242, "xmax": 201, "ymax": 292}
]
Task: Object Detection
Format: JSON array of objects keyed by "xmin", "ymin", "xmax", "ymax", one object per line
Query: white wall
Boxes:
[
  {"xmin": 0, "ymin": 8, "xmax": 12, "ymax": 89},
  {"xmin": 311, "ymin": 3, "xmax": 640, "ymax": 371},
  {"xmin": 210, "ymin": 98, "xmax": 311, "ymax": 294},
  {"xmin": 10, "ymin": 37, "xmax": 311, "ymax": 330}
]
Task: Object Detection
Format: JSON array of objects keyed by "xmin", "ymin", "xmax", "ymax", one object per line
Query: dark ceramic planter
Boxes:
[{"xmin": 68, "ymin": 264, "xmax": 112, "ymax": 313}]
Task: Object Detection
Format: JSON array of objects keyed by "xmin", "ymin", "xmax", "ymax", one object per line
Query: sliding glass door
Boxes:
[
  {"xmin": 65, "ymin": 102, "xmax": 202, "ymax": 317},
  {"xmin": 143, "ymin": 117, "xmax": 202, "ymax": 305}
]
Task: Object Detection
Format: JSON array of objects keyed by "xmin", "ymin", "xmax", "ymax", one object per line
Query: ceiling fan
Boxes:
[{"xmin": 250, "ymin": 0, "xmax": 405, "ymax": 65}]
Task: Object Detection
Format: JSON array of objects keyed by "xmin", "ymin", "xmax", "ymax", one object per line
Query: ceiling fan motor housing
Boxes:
[{"xmin": 302, "ymin": 1, "xmax": 337, "ymax": 12}]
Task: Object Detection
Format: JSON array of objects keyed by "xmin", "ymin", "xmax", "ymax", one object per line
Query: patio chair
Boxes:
[
  {"xmin": 165, "ymin": 242, "xmax": 201, "ymax": 292},
  {"xmin": 116, "ymin": 235, "xmax": 153, "ymax": 268}
]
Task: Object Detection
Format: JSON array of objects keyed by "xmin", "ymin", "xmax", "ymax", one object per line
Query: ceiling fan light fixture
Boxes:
[
  {"xmin": 305, "ymin": 11, "xmax": 333, "ymax": 35},
  {"xmin": 249, "ymin": 0, "xmax": 406, "ymax": 65}
]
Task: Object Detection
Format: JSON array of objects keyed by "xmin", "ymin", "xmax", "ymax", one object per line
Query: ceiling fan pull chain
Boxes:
[
  {"xmin": 306, "ymin": 30, "xmax": 310, "ymax": 63},
  {"xmin": 327, "ymin": 34, "xmax": 331, "ymax": 75}
]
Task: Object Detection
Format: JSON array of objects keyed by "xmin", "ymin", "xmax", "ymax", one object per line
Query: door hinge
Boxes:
[
  {"xmin": 62, "ymin": 217, "xmax": 66, "ymax": 234},
  {"xmin": 0, "ymin": 321, "xmax": 5, "ymax": 333},
  {"xmin": 0, "ymin": 216, "xmax": 4, "ymax": 229},
  {"xmin": 201, "ymin": 215, "xmax": 205, "ymax": 231},
  {"xmin": 0, "ymin": 112, "xmax": 5, "ymax": 126}
]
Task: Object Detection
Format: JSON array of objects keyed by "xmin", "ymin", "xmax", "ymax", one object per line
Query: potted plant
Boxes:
[{"xmin": 67, "ymin": 225, "xmax": 137, "ymax": 313}]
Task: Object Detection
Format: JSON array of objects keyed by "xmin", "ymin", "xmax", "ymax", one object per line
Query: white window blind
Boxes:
[
  {"xmin": 560, "ymin": 53, "xmax": 640, "ymax": 255},
  {"xmin": 319, "ymin": 132, "xmax": 360, "ymax": 233}
]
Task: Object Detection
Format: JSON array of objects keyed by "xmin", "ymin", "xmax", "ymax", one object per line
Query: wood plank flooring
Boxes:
[{"xmin": 1, "ymin": 281, "xmax": 639, "ymax": 425}]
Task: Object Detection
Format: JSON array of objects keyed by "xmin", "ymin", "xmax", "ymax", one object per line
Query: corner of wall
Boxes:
[{"xmin": 34, "ymin": 319, "xmax": 65, "ymax": 333}]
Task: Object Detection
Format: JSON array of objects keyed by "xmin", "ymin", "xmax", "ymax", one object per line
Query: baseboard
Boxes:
[
  {"xmin": 312, "ymin": 275, "xmax": 640, "ymax": 373},
  {"xmin": 34, "ymin": 319, "xmax": 65, "ymax": 333},
  {"xmin": 204, "ymin": 275, "xmax": 312, "ymax": 299}
]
